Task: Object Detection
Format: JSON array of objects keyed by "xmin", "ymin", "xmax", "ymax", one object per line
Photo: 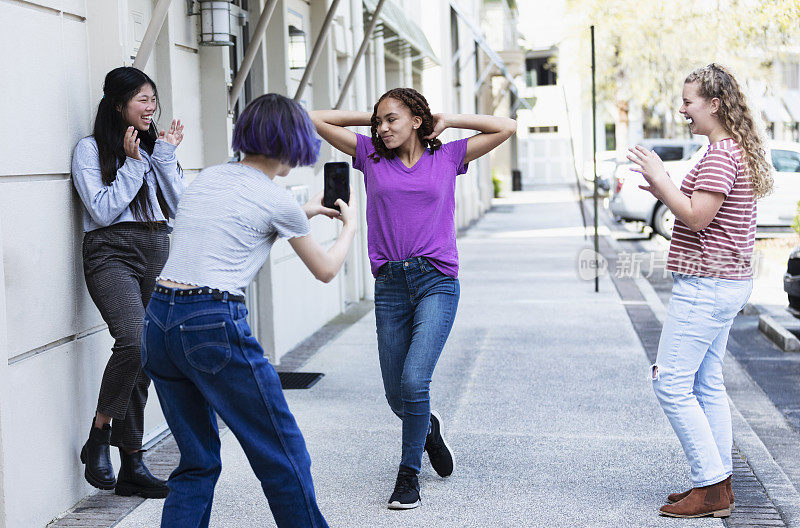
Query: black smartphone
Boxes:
[{"xmin": 323, "ymin": 162, "xmax": 350, "ymax": 211}]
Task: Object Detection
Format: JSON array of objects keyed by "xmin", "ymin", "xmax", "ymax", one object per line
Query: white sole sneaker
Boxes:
[
  {"xmin": 388, "ymin": 499, "xmax": 420, "ymax": 510},
  {"xmin": 427, "ymin": 410, "xmax": 455, "ymax": 477}
]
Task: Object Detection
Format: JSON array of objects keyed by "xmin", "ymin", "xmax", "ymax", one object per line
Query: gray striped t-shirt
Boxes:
[{"xmin": 158, "ymin": 162, "xmax": 310, "ymax": 296}]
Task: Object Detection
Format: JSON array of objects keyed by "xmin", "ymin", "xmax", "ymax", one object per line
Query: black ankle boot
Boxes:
[
  {"xmin": 115, "ymin": 450, "xmax": 170, "ymax": 498},
  {"xmin": 80, "ymin": 419, "xmax": 116, "ymax": 490}
]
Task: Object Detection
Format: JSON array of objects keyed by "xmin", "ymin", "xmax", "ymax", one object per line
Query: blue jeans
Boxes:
[
  {"xmin": 142, "ymin": 288, "xmax": 328, "ymax": 528},
  {"xmin": 652, "ymin": 273, "xmax": 752, "ymax": 487},
  {"xmin": 374, "ymin": 257, "xmax": 460, "ymax": 473}
]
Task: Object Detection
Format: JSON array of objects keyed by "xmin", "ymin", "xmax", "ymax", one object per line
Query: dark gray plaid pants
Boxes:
[{"xmin": 82, "ymin": 222, "xmax": 169, "ymax": 450}]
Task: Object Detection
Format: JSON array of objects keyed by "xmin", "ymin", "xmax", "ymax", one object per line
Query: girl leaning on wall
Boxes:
[{"xmin": 71, "ymin": 66, "xmax": 186, "ymax": 498}]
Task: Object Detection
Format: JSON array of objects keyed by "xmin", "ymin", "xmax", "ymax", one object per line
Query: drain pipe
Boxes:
[
  {"xmin": 294, "ymin": 0, "xmax": 343, "ymax": 102},
  {"xmin": 334, "ymin": 0, "xmax": 387, "ymax": 109},
  {"xmin": 229, "ymin": 0, "xmax": 280, "ymax": 111},
  {"xmin": 132, "ymin": 0, "xmax": 174, "ymax": 70}
]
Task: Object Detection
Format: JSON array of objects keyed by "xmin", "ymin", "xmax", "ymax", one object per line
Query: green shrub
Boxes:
[
  {"xmin": 793, "ymin": 200, "xmax": 800, "ymax": 237},
  {"xmin": 492, "ymin": 176, "xmax": 502, "ymax": 198}
]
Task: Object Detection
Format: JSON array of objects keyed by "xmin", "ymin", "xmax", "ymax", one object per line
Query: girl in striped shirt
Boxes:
[{"xmin": 627, "ymin": 63, "xmax": 773, "ymax": 519}]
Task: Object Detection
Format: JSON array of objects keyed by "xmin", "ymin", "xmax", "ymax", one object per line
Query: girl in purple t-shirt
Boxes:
[{"xmin": 311, "ymin": 88, "xmax": 516, "ymax": 510}]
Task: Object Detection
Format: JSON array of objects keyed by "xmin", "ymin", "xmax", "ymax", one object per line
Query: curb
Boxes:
[
  {"xmin": 758, "ymin": 314, "xmax": 800, "ymax": 352},
  {"xmin": 631, "ymin": 262, "xmax": 800, "ymax": 527},
  {"xmin": 595, "ymin": 216, "xmax": 800, "ymax": 527}
]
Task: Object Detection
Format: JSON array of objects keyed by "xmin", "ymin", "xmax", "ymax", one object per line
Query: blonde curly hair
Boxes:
[{"xmin": 685, "ymin": 63, "xmax": 773, "ymax": 198}]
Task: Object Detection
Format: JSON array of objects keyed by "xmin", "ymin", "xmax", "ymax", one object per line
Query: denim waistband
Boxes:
[
  {"xmin": 379, "ymin": 256, "xmax": 431, "ymax": 272},
  {"xmin": 152, "ymin": 285, "xmax": 245, "ymax": 304}
]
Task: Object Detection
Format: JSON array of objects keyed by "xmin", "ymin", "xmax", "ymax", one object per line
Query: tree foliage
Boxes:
[{"xmin": 565, "ymin": 0, "xmax": 800, "ymax": 133}]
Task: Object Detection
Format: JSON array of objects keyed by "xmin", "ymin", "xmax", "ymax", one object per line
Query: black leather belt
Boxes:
[{"xmin": 153, "ymin": 285, "xmax": 245, "ymax": 303}]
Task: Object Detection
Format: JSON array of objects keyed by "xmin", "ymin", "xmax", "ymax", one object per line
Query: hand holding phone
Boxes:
[{"xmin": 323, "ymin": 162, "xmax": 350, "ymax": 211}]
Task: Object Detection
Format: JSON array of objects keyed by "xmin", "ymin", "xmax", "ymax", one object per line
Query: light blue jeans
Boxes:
[{"xmin": 652, "ymin": 273, "xmax": 752, "ymax": 487}]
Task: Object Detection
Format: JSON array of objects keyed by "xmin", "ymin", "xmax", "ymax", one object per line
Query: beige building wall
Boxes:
[{"xmin": 0, "ymin": 0, "xmax": 507, "ymax": 525}]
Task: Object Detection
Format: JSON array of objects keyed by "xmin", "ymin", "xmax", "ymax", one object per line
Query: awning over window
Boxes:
[
  {"xmin": 759, "ymin": 95, "xmax": 792, "ymax": 123},
  {"xmin": 363, "ymin": 0, "xmax": 439, "ymax": 67},
  {"xmin": 781, "ymin": 90, "xmax": 800, "ymax": 122},
  {"xmin": 448, "ymin": 0, "xmax": 531, "ymax": 109}
]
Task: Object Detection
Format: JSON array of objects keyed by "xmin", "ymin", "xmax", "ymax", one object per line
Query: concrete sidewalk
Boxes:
[{"xmin": 117, "ymin": 185, "xmax": 717, "ymax": 527}]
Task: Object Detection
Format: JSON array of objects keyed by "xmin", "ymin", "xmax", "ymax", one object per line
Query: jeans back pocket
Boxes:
[
  {"xmin": 180, "ymin": 321, "xmax": 232, "ymax": 374},
  {"xmin": 711, "ymin": 279, "xmax": 753, "ymax": 322}
]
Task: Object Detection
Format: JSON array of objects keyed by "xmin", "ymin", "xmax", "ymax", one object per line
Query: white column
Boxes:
[
  {"xmin": 403, "ymin": 45, "xmax": 413, "ymax": 87},
  {"xmin": 199, "ymin": 46, "xmax": 234, "ymax": 166},
  {"xmin": 374, "ymin": 23, "xmax": 386, "ymax": 97},
  {"xmin": 0, "ymin": 213, "xmax": 9, "ymax": 528}
]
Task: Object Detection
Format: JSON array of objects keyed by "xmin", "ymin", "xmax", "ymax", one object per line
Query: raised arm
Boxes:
[
  {"xmin": 289, "ymin": 196, "xmax": 357, "ymax": 283},
  {"xmin": 627, "ymin": 146, "xmax": 725, "ymax": 232},
  {"xmin": 308, "ymin": 110, "xmax": 372, "ymax": 157},
  {"xmin": 151, "ymin": 120, "xmax": 187, "ymax": 218},
  {"xmin": 72, "ymin": 138, "xmax": 148, "ymax": 227},
  {"xmin": 150, "ymin": 140, "xmax": 186, "ymax": 218},
  {"xmin": 427, "ymin": 114, "xmax": 517, "ymax": 164}
]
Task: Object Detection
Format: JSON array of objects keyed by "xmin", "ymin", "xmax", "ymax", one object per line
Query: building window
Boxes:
[
  {"xmin": 288, "ymin": 25, "xmax": 307, "ymax": 69},
  {"xmin": 783, "ymin": 60, "xmax": 799, "ymax": 90},
  {"xmin": 605, "ymin": 123, "xmax": 616, "ymax": 150},
  {"xmin": 525, "ymin": 56, "xmax": 557, "ymax": 87},
  {"xmin": 529, "ymin": 126, "xmax": 558, "ymax": 134}
]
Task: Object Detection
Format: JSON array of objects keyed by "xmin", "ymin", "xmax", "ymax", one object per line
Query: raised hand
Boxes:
[
  {"xmin": 628, "ymin": 145, "xmax": 667, "ymax": 198},
  {"xmin": 423, "ymin": 113, "xmax": 449, "ymax": 140},
  {"xmin": 124, "ymin": 126, "xmax": 142, "ymax": 160},
  {"xmin": 158, "ymin": 119, "xmax": 184, "ymax": 146}
]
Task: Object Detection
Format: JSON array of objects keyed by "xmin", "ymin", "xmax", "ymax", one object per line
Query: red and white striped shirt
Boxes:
[{"xmin": 666, "ymin": 138, "xmax": 756, "ymax": 279}]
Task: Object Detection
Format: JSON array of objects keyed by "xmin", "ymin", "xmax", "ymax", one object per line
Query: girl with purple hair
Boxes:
[{"xmin": 142, "ymin": 93, "xmax": 354, "ymax": 528}]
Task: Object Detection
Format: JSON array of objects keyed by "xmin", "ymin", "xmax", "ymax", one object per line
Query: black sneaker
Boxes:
[
  {"xmin": 424, "ymin": 410, "xmax": 454, "ymax": 477},
  {"xmin": 388, "ymin": 467, "xmax": 420, "ymax": 510}
]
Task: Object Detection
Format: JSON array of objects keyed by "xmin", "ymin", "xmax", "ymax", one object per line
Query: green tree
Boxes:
[{"xmin": 566, "ymin": 0, "xmax": 800, "ymax": 142}]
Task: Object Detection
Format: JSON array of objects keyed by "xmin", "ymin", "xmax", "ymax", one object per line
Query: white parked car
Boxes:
[
  {"xmin": 581, "ymin": 150, "xmax": 619, "ymax": 195},
  {"xmin": 609, "ymin": 140, "xmax": 800, "ymax": 239}
]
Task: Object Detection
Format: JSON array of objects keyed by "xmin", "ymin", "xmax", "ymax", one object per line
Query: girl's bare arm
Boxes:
[
  {"xmin": 428, "ymin": 114, "xmax": 517, "ymax": 164},
  {"xmin": 309, "ymin": 110, "xmax": 372, "ymax": 157},
  {"xmin": 628, "ymin": 146, "xmax": 725, "ymax": 231}
]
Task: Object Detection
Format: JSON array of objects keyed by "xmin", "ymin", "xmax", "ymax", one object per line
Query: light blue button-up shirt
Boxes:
[{"xmin": 71, "ymin": 136, "xmax": 186, "ymax": 232}]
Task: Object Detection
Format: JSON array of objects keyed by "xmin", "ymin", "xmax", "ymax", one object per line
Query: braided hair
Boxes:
[{"xmin": 369, "ymin": 88, "xmax": 441, "ymax": 161}]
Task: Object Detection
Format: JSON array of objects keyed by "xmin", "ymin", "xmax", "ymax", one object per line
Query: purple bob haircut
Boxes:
[{"xmin": 232, "ymin": 93, "xmax": 321, "ymax": 167}]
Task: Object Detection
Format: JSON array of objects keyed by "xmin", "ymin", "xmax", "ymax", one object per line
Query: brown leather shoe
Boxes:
[
  {"xmin": 660, "ymin": 479, "xmax": 731, "ymax": 518},
  {"xmin": 667, "ymin": 475, "xmax": 734, "ymax": 510}
]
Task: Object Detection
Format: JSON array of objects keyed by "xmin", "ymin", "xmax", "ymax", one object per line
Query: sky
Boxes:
[{"xmin": 516, "ymin": 0, "xmax": 567, "ymax": 50}]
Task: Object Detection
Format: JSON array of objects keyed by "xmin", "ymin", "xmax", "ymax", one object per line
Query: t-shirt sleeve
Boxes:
[
  {"xmin": 439, "ymin": 138, "xmax": 470, "ymax": 175},
  {"xmin": 694, "ymin": 147, "xmax": 738, "ymax": 196},
  {"xmin": 352, "ymin": 133, "xmax": 375, "ymax": 173},
  {"xmin": 272, "ymin": 193, "xmax": 311, "ymax": 239}
]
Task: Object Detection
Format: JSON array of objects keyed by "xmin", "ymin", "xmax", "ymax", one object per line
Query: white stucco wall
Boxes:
[{"xmin": 0, "ymin": 0, "xmax": 501, "ymax": 525}]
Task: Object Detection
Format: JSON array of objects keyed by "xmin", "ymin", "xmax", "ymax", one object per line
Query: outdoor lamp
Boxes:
[
  {"xmin": 289, "ymin": 25, "xmax": 307, "ymax": 69},
  {"xmin": 196, "ymin": 0, "xmax": 234, "ymax": 46}
]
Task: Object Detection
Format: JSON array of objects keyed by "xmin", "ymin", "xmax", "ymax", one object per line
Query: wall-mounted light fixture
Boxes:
[
  {"xmin": 187, "ymin": 0, "xmax": 235, "ymax": 46},
  {"xmin": 288, "ymin": 25, "xmax": 307, "ymax": 69}
]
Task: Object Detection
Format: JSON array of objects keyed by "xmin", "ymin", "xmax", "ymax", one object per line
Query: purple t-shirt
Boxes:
[{"xmin": 353, "ymin": 133, "xmax": 469, "ymax": 278}]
